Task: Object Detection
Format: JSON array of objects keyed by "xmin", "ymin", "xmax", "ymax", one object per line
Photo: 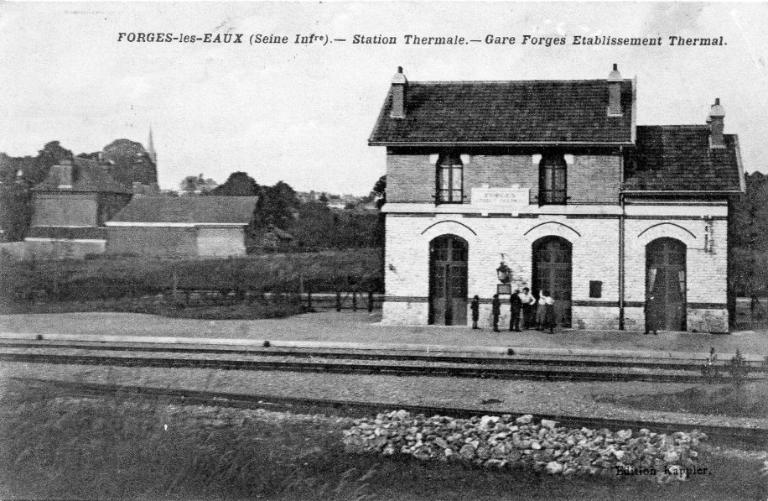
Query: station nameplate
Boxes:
[{"xmin": 471, "ymin": 187, "xmax": 529, "ymax": 210}]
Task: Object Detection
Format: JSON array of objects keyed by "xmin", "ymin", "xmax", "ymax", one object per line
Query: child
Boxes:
[
  {"xmin": 470, "ymin": 295, "xmax": 480, "ymax": 329},
  {"xmin": 491, "ymin": 294, "xmax": 500, "ymax": 332}
]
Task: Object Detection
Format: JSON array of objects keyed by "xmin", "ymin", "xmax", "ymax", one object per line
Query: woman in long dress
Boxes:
[
  {"xmin": 535, "ymin": 290, "xmax": 547, "ymax": 330},
  {"xmin": 543, "ymin": 290, "xmax": 556, "ymax": 333}
]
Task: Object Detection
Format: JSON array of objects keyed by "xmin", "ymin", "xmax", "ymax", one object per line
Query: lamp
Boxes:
[{"xmin": 496, "ymin": 261, "xmax": 511, "ymax": 284}]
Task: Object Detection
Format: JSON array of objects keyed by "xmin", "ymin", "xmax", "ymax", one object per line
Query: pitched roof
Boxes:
[
  {"xmin": 369, "ymin": 80, "xmax": 634, "ymax": 145},
  {"xmin": 624, "ymin": 126, "xmax": 743, "ymax": 192},
  {"xmin": 32, "ymin": 158, "xmax": 130, "ymax": 193},
  {"xmin": 108, "ymin": 196, "xmax": 258, "ymax": 224}
]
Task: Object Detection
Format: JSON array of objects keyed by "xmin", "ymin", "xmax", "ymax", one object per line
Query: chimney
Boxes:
[
  {"xmin": 709, "ymin": 98, "xmax": 725, "ymax": 148},
  {"xmin": 389, "ymin": 66, "xmax": 407, "ymax": 119},
  {"xmin": 55, "ymin": 159, "xmax": 73, "ymax": 189},
  {"xmin": 607, "ymin": 63, "xmax": 622, "ymax": 116}
]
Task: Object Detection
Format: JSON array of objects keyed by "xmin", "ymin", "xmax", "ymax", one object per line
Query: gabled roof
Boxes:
[
  {"xmin": 32, "ymin": 158, "xmax": 130, "ymax": 194},
  {"xmin": 108, "ymin": 196, "xmax": 258, "ymax": 224},
  {"xmin": 369, "ymin": 80, "xmax": 634, "ymax": 145},
  {"xmin": 624, "ymin": 126, "xmax": 743, "ymax": 192}
]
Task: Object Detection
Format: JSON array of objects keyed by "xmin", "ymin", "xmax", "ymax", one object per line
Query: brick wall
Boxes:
[
  {"xmin": 31, "ymin": 193, "xmax": 98, "ymax": 227},
  {"xmin": 106, "ymin": 226, "xmax": 197, "ymax": 256},
  {"xmin": 569, "ymin": 155, "xmax": 621, "ymax": 203},
  {"xmin": 386, "ymin": 151, "xmax": 621, "ymax": 205}
]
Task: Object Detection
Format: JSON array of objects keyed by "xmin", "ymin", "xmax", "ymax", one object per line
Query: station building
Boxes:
[{"xmin": 369, "ymin": 65, "xmax": 744, "ymax": 333}]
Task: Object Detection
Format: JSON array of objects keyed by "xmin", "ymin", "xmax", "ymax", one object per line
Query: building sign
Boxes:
[{"xmin": 471, "ymin": 186, "xmax": 530, "ymax": 212}]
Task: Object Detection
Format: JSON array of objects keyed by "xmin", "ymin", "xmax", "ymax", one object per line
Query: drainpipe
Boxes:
[{"xmin": 618, "ymin": 147, "xmax": 625, "ymax": 330}]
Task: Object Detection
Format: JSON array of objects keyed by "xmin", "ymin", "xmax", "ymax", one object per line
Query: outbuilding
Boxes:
[{"xmin": 105, "ymin": 196, "xmax": 258, "ymax": 257}]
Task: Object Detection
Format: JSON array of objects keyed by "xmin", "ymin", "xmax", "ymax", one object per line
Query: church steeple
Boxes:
[{"xmin": 147, "ymin": 126, "xmax": 157, "ymax": 165}]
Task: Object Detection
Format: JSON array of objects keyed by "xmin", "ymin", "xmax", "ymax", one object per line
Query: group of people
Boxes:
[{"xmin": 470, "ymin": 287, "xmax": 557, "ymax": 333}]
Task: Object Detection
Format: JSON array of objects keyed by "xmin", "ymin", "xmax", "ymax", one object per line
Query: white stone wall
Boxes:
[
  {"xmin": 384, "ymin": 213, "xmax": 621, "ymax": 328},
  {"xmin": 624, "ymin": 216, "xmax": 729, "ymax": 332},
  {"xmin": 383, "ymin": 206, "xmax": 730, "ymax": 332},
  {"xmin": 196, "ymin": 227, "xmax": 246, "ymax": 257},
  {"xmin": 24, "ymin": 238, "xmax": 106, "ymax": 259}
]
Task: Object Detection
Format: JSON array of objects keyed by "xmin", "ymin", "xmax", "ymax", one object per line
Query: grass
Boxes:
[
  {"xmin": 595, "ymin": 381, "xmax": 768, "ymax": 419},
  {"xmin": 0, "ymin": 378, "xmax": 766, "ymax": 500},
  {"xmin": 0, "ymin": 295, "xmax": 307, "ymax": 319},
  {"xmin": 1, "ymin": 248, "xmax": 383, "ymax": 302}
]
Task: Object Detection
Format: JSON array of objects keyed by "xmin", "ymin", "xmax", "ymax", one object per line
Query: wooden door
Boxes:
[
  {"xmin": 646, "ymin": 238, "xmax": 686, "ymax": 331},
  {"xmin": 532, "ymin": 236, "xmax": 572, "ymax": 327},
  {"xmin": 429, "ymin": 235, "xmax": 468, "ymax": 325}
]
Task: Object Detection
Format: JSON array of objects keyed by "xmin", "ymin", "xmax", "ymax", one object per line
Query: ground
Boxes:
[
  {"xmin": 3, "ymin": 310, "xmax": 768, "ymax": 357},
  {"xmin": 0, "ymin": 378, "xmax": 766, "ymax": 500},
  {"xmin": 2, "ymin": 310, "xmax": 768, "ymax": 499}
]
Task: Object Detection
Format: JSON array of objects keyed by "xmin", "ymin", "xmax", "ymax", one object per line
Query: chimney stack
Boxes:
[
  {"xmin": 607, "ymin": 63, "xmax": 622, "ymax": 116},
  {"xmin": 389, "ymin": 66, "xmax": 407, "ymax": 119},
  {"xmin": 709, "ymin": 98, "xmax": 725, "ymax": 148}
]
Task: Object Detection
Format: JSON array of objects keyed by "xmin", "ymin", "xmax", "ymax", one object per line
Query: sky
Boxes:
[{"xmin": 1, "ymin": 2, "xmax": 767, "ymax": 194}]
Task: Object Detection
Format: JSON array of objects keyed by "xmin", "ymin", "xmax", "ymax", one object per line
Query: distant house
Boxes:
[
  {"xmin": 25, "ymin": 158, "xmax": 132, "ymax": 258},
  {"xmin": 105, "ymin": 196, "xmax": 258, "ymax": 257},
  {"xmin": 258, "ymin": 225, "xmax": 294, "ymax": 252}
]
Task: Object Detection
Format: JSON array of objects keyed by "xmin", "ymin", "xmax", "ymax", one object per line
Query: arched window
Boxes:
[
  {"xmin": 539, "ymin": 154, "xmax": 567, "ymax": 205},
  {"xmin": 436, "ymin": 153, "xmax": 463, "ymax": 204}
]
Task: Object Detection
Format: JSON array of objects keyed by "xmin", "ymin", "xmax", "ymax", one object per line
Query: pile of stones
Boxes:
[{"xmin": 343, "ymin": 411, "xmax": 707, "ymax": 482}]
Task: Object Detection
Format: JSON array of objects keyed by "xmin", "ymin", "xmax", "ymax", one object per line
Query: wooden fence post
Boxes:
[
  {"xmin": 307, "ymin": 284, "xmax": 312, "ymax": 310},
  {"xmin": 336, "ymin": 291, "xmax": 341, "ymax": 312},
  {"xmin": 352, "ymin": 291, "xmax": 357, "ymax": 312},
  {"xmin": 368, "ymin": 290, "xmax": 374, "ymax": 313}
]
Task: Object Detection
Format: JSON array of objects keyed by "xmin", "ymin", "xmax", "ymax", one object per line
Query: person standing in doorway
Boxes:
[
  {"xmin": 491, "ymin": 294, "xmax": 501, "ymax": 332},
  {"xmin": 509, "ymin": 288, "xmax": 522, "ymax": 332},
  {"xmin": 470, "ymin": 295, "xmax": 480, "ymax": 330},
  {"xmin": 520, "ymin": 287, "xmax": 535, "ymax": 329},
  {"xmin": 535, "ymin": 289, "xmax": 547, "ymax": 330},
  {"xmin": 543, "ymin": 290, "xmax": 556, "ymax": 334}
]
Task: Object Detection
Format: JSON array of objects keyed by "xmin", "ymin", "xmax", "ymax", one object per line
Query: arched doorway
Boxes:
[
  {"xmin": 429, "ymin": 235, "xmax": 468, "ymax": 325},
  {"xmin": 532, "ymin": 236, "xmax": 572, "ymax": 327},
  {"xmin": 646, "ymin": 238, "xmax": 686, "ymax": 331}
]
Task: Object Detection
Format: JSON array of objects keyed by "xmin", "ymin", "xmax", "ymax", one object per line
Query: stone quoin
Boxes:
[{"xmin": 368, "ymin": 65, "xmax": 745, "ymax": 333}]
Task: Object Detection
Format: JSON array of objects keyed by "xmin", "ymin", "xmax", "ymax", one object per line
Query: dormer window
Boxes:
[
  {"xmin": 539, "ymin": 154, "xmax": 567, "ymax": 205},
  {"xmin": 436, "ymin": 153, "xmax": 463, "ymax": 204}
]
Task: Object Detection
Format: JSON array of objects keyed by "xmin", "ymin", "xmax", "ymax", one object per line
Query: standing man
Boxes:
[
  {"xmin": 470, "ymin": 295, "xmax": 480, "ymax": 330},
  {"xmin": 509, "ymin": 288, "xmax": 522, "ymax": 332},
  {"xmin": 491, "ymin": 294, "xmax": 501, "ymax": 332},
  {"xmin": 520, "ymin": 287, "xmax": 535, "ymax": 329}
]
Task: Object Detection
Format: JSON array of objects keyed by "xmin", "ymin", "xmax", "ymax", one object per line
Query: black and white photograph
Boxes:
[{"xmin": 1, "ymin": 1, "xmax": 768, "ymax": 499}]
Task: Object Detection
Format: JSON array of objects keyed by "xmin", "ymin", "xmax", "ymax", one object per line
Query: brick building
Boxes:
[
  {"xmin": 369, "ymin": 65, "xmax": 744, "ymax": 333},
  {"xmin": 25, "ymin": 158, "xmax": 133, "ymax": 258},
  {"xmin": 105, "ymin": 196, "xmax": 258, "ymax": 257}
]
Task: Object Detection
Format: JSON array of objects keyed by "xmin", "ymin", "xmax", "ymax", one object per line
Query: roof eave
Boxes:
[
  {"xmin": 369, "ymin": 140, "xmax": 635, "ymax": 147},
  {"xmin": 733, "ymin": 136, "xmax": 747, "ymax": 193},
  {"xmin": 621, "ymin": 189, "xmax": 742, "ymax": 195}
]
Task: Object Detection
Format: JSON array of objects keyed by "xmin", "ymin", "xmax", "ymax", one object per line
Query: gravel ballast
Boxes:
[{"xmin": 344, "ymin": 411, "xmax": 709, "ymax": 483}]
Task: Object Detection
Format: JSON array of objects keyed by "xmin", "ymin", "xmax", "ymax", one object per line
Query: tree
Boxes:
[
  {"xmin": 0, "ymin": 141, "xmax": 73, "ymax": 241},
  {"xmin": 253, "ymin": 181, "xmax": 299, "ymax": 230},
  {"xmin": 371, "ymin": 175, "xmax": 386, "ymax": 209},
  {"xmin": 209, "ymin": 172, "xmax": 259, "ymax": 196},
  {"xmin": 179, "ymin": 173, "xmax": 217, "ymax": 195}
]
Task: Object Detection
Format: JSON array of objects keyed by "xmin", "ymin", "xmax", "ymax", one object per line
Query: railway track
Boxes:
[
  {"xmin": 1, "ymin": 343, "xmax": 765, "ymax": 383},
  {"xmin": 14, "ymin": 376, "xmax": 768, "ymax": 448},
  {"xmin": 3, "ymin": 338, "xmax": 764, "ymax": 371}
]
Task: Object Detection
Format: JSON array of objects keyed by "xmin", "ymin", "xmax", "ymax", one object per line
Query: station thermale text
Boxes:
[{"xmin": 116, "ymin": 32, "xmax": 726, "ymax": 47}]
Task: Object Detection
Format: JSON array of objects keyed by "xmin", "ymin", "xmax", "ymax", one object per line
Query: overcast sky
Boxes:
[{"xmin": 1, "ymin": 2, "xmax": 767, "ymax": 194}]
